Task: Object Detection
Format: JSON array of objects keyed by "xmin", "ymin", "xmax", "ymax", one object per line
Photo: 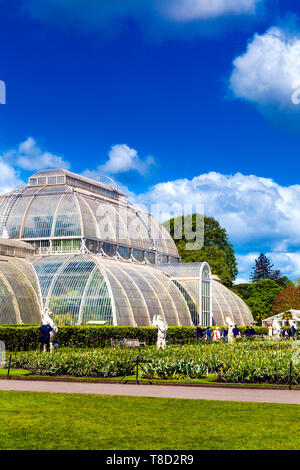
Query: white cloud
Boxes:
[
  {"xmin": 134, "ymin": 171, "xmax": 300, "ymax": 279},
  {"xmin": 229, "ymin": 24, "xmax": 300, "ymax": 110},
  {"xmin": 0, "ymin": 158, "xmax": 22, "ymax": 194},
  {"xmin": 234, "ymin": 277, "xmax": 250, "ymax": 285},
  {"xmin": 138, "ymin": 171, "xmax": 300, "ymax": 246},
  {"xmin": 85, "ymin": 144, "xmax": 155, "ymax": 176},
  {"xmin": 4, "ymin": 137, "xmax": 70, "ymax": 171},
  {"xmin": 23, "ymin": 0, "xmax": 263, "ymax": 35},
  {"xmin": 160, "ymin": 0, "xmax": 260, "ymax": 22}
]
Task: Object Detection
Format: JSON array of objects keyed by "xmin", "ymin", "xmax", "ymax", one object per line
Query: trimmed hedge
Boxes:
[{"xmin": 0, "ymin": 325, "xmax": 269, "ymax": 351}]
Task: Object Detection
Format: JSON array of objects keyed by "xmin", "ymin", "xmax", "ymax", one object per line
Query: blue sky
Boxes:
[{"xmin": 2, "ymin": 0, "xmax": 300, "ymax": 282}]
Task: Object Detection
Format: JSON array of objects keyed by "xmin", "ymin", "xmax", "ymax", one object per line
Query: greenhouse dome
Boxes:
[
  {"xmin": 0, "ymin": 169, "xmax": 179, "ymax": 263},
  {"xmin": 0, "ymin": 168, "xmax": 254, "ymax": 327},
  {"xmin": 211, "ymin": 276, "xmax": 253, "ymax": 326}
]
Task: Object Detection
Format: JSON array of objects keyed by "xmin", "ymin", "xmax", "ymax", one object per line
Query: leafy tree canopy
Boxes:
[
  {"xmin": 272, "ymin": 286, "xmax": 300, "ymax": 315},
  {"xmin": 164, "ymin": 215, "xmax": 237, "ymax": 287},
  {"xmin": 232, "ymin": 279, "xmax": 282, "ymax": 324}
]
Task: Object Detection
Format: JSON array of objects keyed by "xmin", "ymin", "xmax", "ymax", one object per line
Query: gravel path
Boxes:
[{"xmin": 0, "ymin": 379, "xmax": 300, "ymax": 404}]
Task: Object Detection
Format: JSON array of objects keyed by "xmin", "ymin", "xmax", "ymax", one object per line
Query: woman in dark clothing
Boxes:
[
  {"xmin": 194, "ymin": 324, "xmax": 204, "ymax": 342},
  {"xmin": 39, "ymin": 324, "xmax": 53, "ymax": 352}
]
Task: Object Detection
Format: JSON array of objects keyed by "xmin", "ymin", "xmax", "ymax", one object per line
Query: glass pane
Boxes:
[
  {"xmin": 54, "ymin": 194, "xmax": 81, "ymax": 237},
  {"xmin": 145, "ymin": 251, "xmax": 155, "ymax": 264},
  {"xmin": 47, "ymin": 177, "xmax": 56, "ymax": 185},
  {"xmin": 132, "ymin": 249, "xmax": 144, "ymax": 262},
  {"xmin": 37, "ymin": 178, "xmax": 46, "ymax": 185},
  {"xmin": 102, "ymin": 243, "xmax": 116, "ymax": 257},
  {"xmin": 118, "ymin": 246, "xmax": 130, "ymax": 259}
]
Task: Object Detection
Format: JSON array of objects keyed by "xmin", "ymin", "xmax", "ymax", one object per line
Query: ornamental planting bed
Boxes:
[{"xmin": 7, "ymin": 339, "xmax": 300, "ymax": 385}]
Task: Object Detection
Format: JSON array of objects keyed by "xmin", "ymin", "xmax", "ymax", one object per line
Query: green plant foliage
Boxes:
[
  {"xmin": 9, "ymin": 340, "xmax": 300, "ymax": 384},
  {"xmin": 232, "ymin": 279, "xmax": 282, "ymax": 323},
  {"xmin": 163, "ymin": 215, "xmax": 237, "ymax": 287}
]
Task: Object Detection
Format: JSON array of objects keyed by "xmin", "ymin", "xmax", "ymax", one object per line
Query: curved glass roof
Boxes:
[
  {"xmin": 31, "ymin": 254, "xmax": 192, "ymax": 326},
  {"xmin": 211, "ymin": 276, "xmax": 253, "ymax": 326},
  {"xmin": 1, "ymin": 179, "xmax": 179, "ymax": 257},
  {"xmin": 0, "ymin": 256, "xmax": 41, "ymax": 324}
]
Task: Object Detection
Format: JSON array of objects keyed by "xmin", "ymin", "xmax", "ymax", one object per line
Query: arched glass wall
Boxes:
[
  {"xmin": 31, "ymin": 255, "xmax": 192, "ymax": 326},
  {"xmin": 32, "ymin": 255, "xmax": 113, "ymax": 325},
  {"xmin": 0, "ymin": 257, "xmax": 41, "ymax": 324},
  {"xmin": 211, "ymin": 276, "xmax": 253, "ymax": 326},
  {"xmin": 156, "ymin": 262, "xmax": 212, "ymax": 326},
  {"xmin": 173, "ymin": 280, "xmax": 198, "ymax": 326}
]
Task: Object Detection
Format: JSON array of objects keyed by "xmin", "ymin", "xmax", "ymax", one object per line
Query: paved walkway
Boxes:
[{"xmin": 0, "ymin": 379, "xmax": 300, "ymax": 404}]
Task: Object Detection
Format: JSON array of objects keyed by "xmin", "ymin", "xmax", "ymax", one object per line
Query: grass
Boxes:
[
  {"xmin": 0, "ymin": 391, "xmax": 299, "ymax": 450},
  {"xmin": 2, "ymin": 368, "xmax": 300, "ymax": 389},
  {"xmin": 0, "ymin": 368, "xmax": 31, "ymax": 378}
]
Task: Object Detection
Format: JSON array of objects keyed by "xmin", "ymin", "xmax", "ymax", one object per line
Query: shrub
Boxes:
[{"xmin": 0, "ymin": 325, "xmax": 269, "ymax": 351}]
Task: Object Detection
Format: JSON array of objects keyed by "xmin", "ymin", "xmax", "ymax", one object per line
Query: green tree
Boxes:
[
  {"xmin": 231, "ymin": 283, "xmax": 250, "ymax": 299},
  {"xmin": 164, "ymin": 215, "xmax": 237, "ymax": 287},
  {"xmin": 240, "ymin": 279, "xmax": 282, "ymax": 324},
  {"xmin": 276, "ymin": 276, "xmax": 294, "ymax": 289},
  {"xmin": 250, "ymin": 254, "xmax": 276, "ymax": 282},
  {"xmin": 250, "ymin": 253, "xmax": 290, "ymax": 287}
]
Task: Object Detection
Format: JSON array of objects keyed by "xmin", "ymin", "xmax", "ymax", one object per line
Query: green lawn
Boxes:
[
  {"xmin": 0, "ymin": 368, "xmax": 31, "ymax": 378},
  {"xmin": 0, "ymin": 391, "xmax": 299, "ymax": 450},
  {"xmin": 1, "ymin": 368, "xmax": 299, "ymax": 388}
]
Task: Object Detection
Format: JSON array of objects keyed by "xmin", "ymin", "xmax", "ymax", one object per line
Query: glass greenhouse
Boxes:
[{"xmin": 0, "ymin": 169, "xmax": 254, "ymax": 326}]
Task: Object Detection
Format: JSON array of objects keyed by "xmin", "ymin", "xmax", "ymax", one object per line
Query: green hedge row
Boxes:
[{"xmin": 0, "ymin": 325, "xmax": 269, "ymax": 351}]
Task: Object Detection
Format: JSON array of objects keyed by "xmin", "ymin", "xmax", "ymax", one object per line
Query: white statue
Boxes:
[
  {"xmin": 152, "ymin": 314, "xmax": 168, "ymax": 350},
  {"xmin": 272, "ymin": 319, "xmax": 281, "ymax": 340},
  {"xmin": 41, "ymin": 307, "xmax": 58, "ymax": 352},
  {"xmin": 268, "ymin": 324, "xmax": 273, "ymax": 338},
  {"xmin": 226, "ymin": 317, "xmax": 235, "ymax": 344}
]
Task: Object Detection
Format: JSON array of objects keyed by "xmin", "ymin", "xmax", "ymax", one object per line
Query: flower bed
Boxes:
[{"xmin": 8, "ymin": 339, "xmax": 300, "ymax": 384}]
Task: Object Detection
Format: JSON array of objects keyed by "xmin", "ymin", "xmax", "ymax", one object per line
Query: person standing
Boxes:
[
  {"xmin": 281, "ymin": 327, "xmax": 289, "ymax": 339},
  {"xmin": 205, "ymin": 327, "xmax": 212, "ymax": 341},
  {"xmin": 232, "ymin": 324, "xmax": 240, "ymax": 340},
  {"xmin": 290, "ymin": 324, "xmax": 297, "ymax": 339},
  {"xmin": 39, "ymin": 323, "xmax": 53, "ymax": 352},
  {"xmin": 249, "ymin": 326, "xmax": 256, "ymax": 337},
  {"xmin": 194, "ymin": 324, "xmax": 204, "ymax": 342},
  {"xmin": 212, "ymin": 327, "xmax": 221, "ymax": 341},
  {"xmin": 221, "ymin": 328, "xmax": 228, "ymax": 341}
]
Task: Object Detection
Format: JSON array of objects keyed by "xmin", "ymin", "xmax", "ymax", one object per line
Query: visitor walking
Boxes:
[
  {"xmin": 249, "ymin": 326, "xmax": 256, "ymax": 337},
  {"xmin": 281, "ymin": 327, "xmax": 289, "ymax": 339},
  {"xmin": 221, "ymin": 328, "xmax": 228, "ymax": 341},
  {"xmin": 245, "ymin": 326, "xmax": 255, "ymax": 338},
  {"xmin": 205, "ymin": 327, "xmax": 212, "ymax": 341},
  {"xmin": 212, "ymin": 327, "xmax": 221, "ymax": 341},
  {"xmin": 232, "ymin": 325, "xmax": 240, "ymax": 340},
  {"xmin": 194, "ymin": 324, "xmax": 204, "ymax": 342},
  {"xmin": 39, "ymin": 323, "xmax": 53, "ymax": 352},
  {"xmin": 290, "ymin": 324, "xmax": 297, "ymax": 339}
]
